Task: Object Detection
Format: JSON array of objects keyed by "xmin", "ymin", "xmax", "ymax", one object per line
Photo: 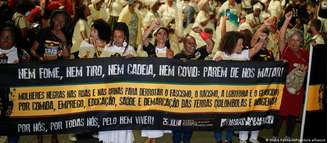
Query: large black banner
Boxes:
[{"xmin": 0, "ymin": 57, "xmax": 287, "ymax": 135}]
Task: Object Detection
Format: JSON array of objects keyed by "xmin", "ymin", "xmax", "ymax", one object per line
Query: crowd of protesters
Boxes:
[{"xmin": 0, "ymin": 0, "xmax": 326, "ymax": 143}]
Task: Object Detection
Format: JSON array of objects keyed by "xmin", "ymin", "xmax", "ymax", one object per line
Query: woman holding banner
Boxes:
[
  {"xmin": 273, "ymin": 11, "xmax": 309, "ymax": 139},
  {"xmin": 97, "ymin": 22, "xmax": 135, "ymax": 143},
  {"xmin": 30, "ymin": 9, "xmax": 72, "ymax": 143},
  {"xmin": 141, "ymin": 20, "xmax": 173, "ymax": 143},
  {"xmin": 0, "ymin": 21, "xmax": 30, "ymax": 143},
  {"xmin": 213, "ymin": 29, "xmax": 264, "ymax": 143}
]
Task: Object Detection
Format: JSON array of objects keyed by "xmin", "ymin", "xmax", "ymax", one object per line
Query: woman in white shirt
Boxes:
[
  {"xmin": 71, "ymin": 4, "xmax": 91, "ymax": 59},
  {"xmin": 100, "ymin": 22, "xmax": 136, "ymax": 57},
  {"xmin": 141, "ymin": 20, "xmax": 173, "ymax": 143},
  {"xmin": 97, "ymin": 22, "xmax": 135, "ymax": 143},
  {"xmin": 213, "ymin": 31, "xmax": 263, "ymax": 143},
  {"xmin": 0, "ymin": 22, "xmax": 19, "ymax": 64}
]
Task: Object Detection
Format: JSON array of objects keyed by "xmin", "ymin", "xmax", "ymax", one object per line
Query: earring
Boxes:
[{"xmin": 123, "ymin": 41, "xmax": 127, "ymax": 47}]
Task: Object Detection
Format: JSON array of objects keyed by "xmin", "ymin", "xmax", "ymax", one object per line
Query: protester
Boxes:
[
  {"xmin": 181, "ymin": 0, "xmax": 196, "ymax": 32},
  {"xmin": 0, "ymin": 0, "xmax": 325, "ymax": 142},
  {"xmin": 12, "ymin": 1, "xmax": 33, "ymax": 41},
  {"xmin": 142, "ymin": 20, "xmax": 174, "ymax": 58},
  {"xmin": 97, "ymin": 22, "xmax": 135, "ymax": 143},
  {"xmin": 79, "ymin": 19, "xmax": 111, "ymax": 58},
  {"xmin": 273, "ymin": 11, "xmax": 309, "ymax": 139},
  {"xmin": 158, "ymin": 0, "xmax": 176, "ymax": 28},
  {"xmin": 30, "ymin": 10, "xmax": 71, "ymax": 62},
  {"xmin": 71, "ymin": 4, "xmax": 91, "ymax": 59},
  {"xmin": 118, "ymin": 0, "xmax": 142, "ymax": 48},
  {"xmin": 141, "ymin": 20, "xmax": 173, "ymax": 143},
  {"xmin": 235, "ymin": 22, "xmax": 275, "ymax": 143},
  {"xmin": 190, "ymin": 0, "xmax": 214, "ymax": 47},
  {"xmin": 268, "ymin": 0, "xmax": 282, "ymax": 19},
  {"xmin": 245, "ymin": 2, "xmax": 263, "ymax": 30},
  {"xmin": 12, "ymin": 0, "xmax": 34, "ymax": 50},
  {"xmin": 142, "ymin": 0, "xmax": 161, "ymax": 31},
  {"xmin": 29, "ymin": 9, "xmax": 73, "ymax": 143},
  {"xmin": 0, "ymin": 20, "xmax": 30, "ymax": 143},
  {"xmin": 215, "ymin": 0, "xmax": 240, "ymax": 48},
  {"xmin": 108, "ymin": 0, "xmax": 128, "ymax": 27},
  {"xmin": 174, "ymin": 34, "xmax": 196, "ymax": 61},
  {"xmin": 99, "ymin": 22, "xmax": 136, "ymax": 57},
  {"xmin": 89, "ymin": 0, "xmax": 109, "ymax": 23},
  {"xmin": 308, "ymin": 19, "xmax": 325, "ymax": 47},
  {"xmin": 0, "ymin": 21, "xmax": 29, "ymax": 64},
  {"xmin": 250, "ymin": 19, "xmax": 275, "ymax": 61}
]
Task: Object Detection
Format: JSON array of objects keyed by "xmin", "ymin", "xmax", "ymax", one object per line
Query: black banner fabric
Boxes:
[
  {"xmin": 0, "ymin": 57, "xmax": 286, "ymax": 86},
  {"xmin": 0, "ymin": 57, "xmax": 287, "ymax": 135}
]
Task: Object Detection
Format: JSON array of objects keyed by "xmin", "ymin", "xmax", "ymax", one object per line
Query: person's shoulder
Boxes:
[
  {"xmin": 127, "ymin": 45, "xmax": 136, "ymax": 51},
  {"xmin": 37, "ymin": 27, "xmax": 51, "ymax": 37},
  {"xmin": 300, "ymin": 47, "xmax": 309, "ymax": 54},
  {"xmin": 174, "ymin": 52, "xmax": 186, "ymax": 59},
  {"xmin": 197, "ymin": 45, "xmax": 207, "ymax": 51}
]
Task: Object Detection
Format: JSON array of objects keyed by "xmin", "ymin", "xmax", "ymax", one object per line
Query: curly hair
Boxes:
[
  {"xmin": 92, "ymin": 19, "xmax": 111, "ymax": 43},
  {"xmin": 219, "ymin": 31, "xmax": 244, "ymax": 55}
]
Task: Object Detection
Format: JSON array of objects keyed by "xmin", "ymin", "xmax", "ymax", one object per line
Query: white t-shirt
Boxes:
[
  {"xmin": 100, "ymin": 44, "xmax": 136, "ymax": 57},
  {"xmin": 158, "ymin": 4, "xmax": 176, "ymax": 27},
  {"xmin": 155, "ymin": 46, "xmax": 168, "ymax": 58},
  {"xmin": 268, "ymin": 0, "xmax": 282, "ymax": 18},
  {"xmin": 0, "ymin": 46, "xmax": 19, "ymax": 64},
  {"xmin": 71, "ymin": 19, "xmax": 90, "ymax": 53},
  {"xmin": 89, "ymin": 4, "xmax": 110, "ymax": 22},
  {"xmin": 110, "ymin": 0, "xmax": 128, "ymax": 17},
  {"xmin": 213, "ymin": 50, "xmax": 250, "ymax": 61},
  {"xmin": 78, "ymin": 40, "xmax": 96, "ymax": 58}
]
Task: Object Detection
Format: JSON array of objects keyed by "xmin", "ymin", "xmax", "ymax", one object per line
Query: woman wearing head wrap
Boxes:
[
  {"xmin": 190, "ymin": 0, "xmax": 215, "ymax": 48},
  {"xmin": 158, "ymin": 0, "xmax": 176, "ymax": 28},
  {"xmin": 245, "ymin": 2, "xmax": 263, "ymax": 30}
]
